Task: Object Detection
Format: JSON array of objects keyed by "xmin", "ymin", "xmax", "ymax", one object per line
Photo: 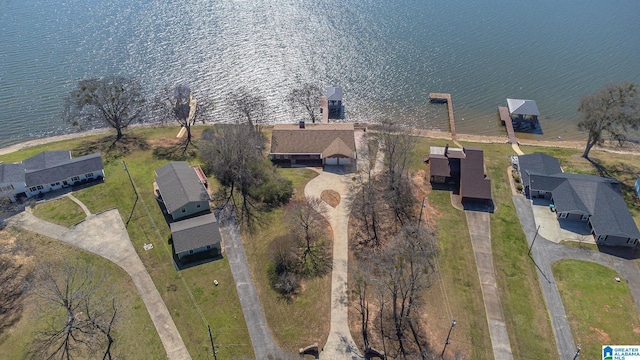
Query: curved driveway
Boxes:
[
  {"xmin": 513, "ymin": 195, "xmax": 640, "ymax": 359},
  {"xmin": 9, "ymin": 206, "xmax": 191, "ymax": 360},
  {"xmin": 305, "ymin": 167, "xmax": 363, "ymax": 360}
]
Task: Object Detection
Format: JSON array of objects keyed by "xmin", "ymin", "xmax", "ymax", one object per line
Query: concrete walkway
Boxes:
[
  {"xmin": 305, "ymin": 168, "xmax": 363, "ymax": 360},
  {"xmin": 465, "ymin": 211, "xmax": 514, "ymax": 360},
  {"xmin": 9, "ymin": 208, "xmax": 191, "ymax": 360},
  {"xmin": 513, "ymin": 195, "xmax": 640, "ymax": 359},
  {"xmin": 216, "ymin": 206, "xmax": 288, "ymax": 360}
]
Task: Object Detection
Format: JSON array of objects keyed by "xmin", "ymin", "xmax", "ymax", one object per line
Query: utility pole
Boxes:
[
  {"xmin": 572, "ymin": 343, "xmax": 581, "ymax": 360},
  {"xmin": 418, "ymin": 195, "xmax": 428, "ymax": 230},
  {"xmin": 440, "ymin": 319, "xmax": 456, "ymax": 359},
  {"xmin": 208, "ymin": 325, "xmax": 218, "ymax": 360}
]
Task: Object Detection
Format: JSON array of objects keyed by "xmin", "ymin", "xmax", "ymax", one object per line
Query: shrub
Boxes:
[
  {"xmin": 267, "ymin": 234, "xmax": 300, "ymax": 296},
  {"xmin": 517, "ymin": 184, "xmax": 523, "ymax": 191},
  {"xmin": 514, "ymin": 176, "xmax": 521, "ymax": 183}
]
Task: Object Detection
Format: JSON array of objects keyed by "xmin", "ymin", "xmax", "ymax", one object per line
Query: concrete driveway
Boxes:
[
  {"xmin": 9, "ymin": 202, "xmax": 191, "ymax": 360},
  {"xmin": 513, "ymin": 195, "xmax": 640, "ymax": 359},
  {"xmin": 305, "ymin": 167, "xmax": 363, "ymax": 360}
]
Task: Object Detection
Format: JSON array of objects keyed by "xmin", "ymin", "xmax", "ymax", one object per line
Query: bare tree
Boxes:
[
  {"xmin": 286, "ymin": 196, "xmax": 330, "ymax": 276},
  {"xmin": 578, "ymin": 82, "xmax": 640, "ymax": 159},
  {"xmin": 227, "ymin": 87, "xmax": 267, "ymax": 127},
  {"xmin": 267, "ymin": 234, "xmax": 300, "ymax": 296},
  {"xmin": 287, "ymin": 83, "xmax": 322, "ymax": 123},
  {"xmin": 199, "ymin": 125, "xmax": 292, "ymax": 228},
  {"xmin": 351, "ymin": 270, "xmax": 370, "ymax": 350},
  {"xmin": 374, "ymin": 225, "xmax": 436, "ymax": 359},
  {"xmin": 378, "ymin": 121, "xmax": 416, "ymax": 225},
  {"xmin": 154, "ymin": 85, "xmax": 209, "ymax": 151},
  {"xmin": 30, "ymin": 260, "xmax": 118, "ymax": 360},
  {"xmin": 64, "ymin": 76, "xmax": 146, "ymax": 140}
]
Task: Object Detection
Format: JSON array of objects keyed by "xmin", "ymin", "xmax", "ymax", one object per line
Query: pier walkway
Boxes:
[
  {"xmin": 429, "ymin": 93, "xmax": 457, "ymax": 140},
  {"xmin": 499, "ymin": 106, "xmax": 524, "ymax": 155}
]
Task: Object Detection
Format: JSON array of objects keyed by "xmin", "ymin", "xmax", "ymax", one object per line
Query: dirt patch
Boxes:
[
  {"xmin": 589, "ymin": 326, "xmax": 611, "ymax": 343},
  {"xmin": 321, "ymin": 190, "xmax": 340, "ymax": 208}
]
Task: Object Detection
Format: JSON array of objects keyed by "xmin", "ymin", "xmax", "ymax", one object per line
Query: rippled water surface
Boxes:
[{"xmin": 1, "ymin": 0, "xmax": 639, "ymax": 147}]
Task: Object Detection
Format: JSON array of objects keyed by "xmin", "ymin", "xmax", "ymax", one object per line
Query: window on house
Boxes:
[
  {"xmin": 189, "ymin": 250, "xmax": 193, "ymax": 254},
  {"xmin": 29, "ymin": 187, "xmax": 37, "ymax": 192},
  {"xmin": 36, "ymin": 185, "xmax": 43, "ymax": 190},
  {"xmin": 50, "ymin": 183, "xmax": 56, "ymax": 187},
  {"xmin": 85, "ymin": 172, "xmax": 94, "ymax": 178},
  {"xmin": 206, "ymin": 245, "xmax": 211, "ymax": 249},
  {"xmin": 581, "ymin": 214, "xmax": 588, "ymax": 221},
  {"xmin": 197, "ymin": 204, "xmax": 201, "ymax": 208},
  {"xmin": 559, "ymin": 212, "xmax": 568, "ymax": 219},
  {"xmin": 181, "ymin": 208, "xmax": 186, "ymax": 213},
  {"xmin": 72, "ymin": 176, "xmax": 80, "ymax": 181}
]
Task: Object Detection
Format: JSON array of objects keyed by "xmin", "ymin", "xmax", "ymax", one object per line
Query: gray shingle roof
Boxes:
[
  {"xmin": 25, "ymin": 153, "xmax": 104, "ymax": 187},
  {"xmin": 155, "ymin": 162, "xmax": 210, "ymax": 214},
  {"xmin": 326, "ymin": 87, "xmax": 343, "ymax": 101},
  {"xmin": 0, "ymin": 163, "xmax": 26, "ymax": 183},
  {"xmin": 170, "ymin": 213, "xmax": 221, "ymax": 254},
  {"xmin": 270, "ymin": 123, "xmax": 355, "ymax": 158},
  {"xmin": 530, "ymin": 172, "xmax": 640, "ymax": 239},
  {"xmin": 507, "ymin": 98, "xmax": 540, "ymax": 116},
  {"xmin": 518, "ymin": 153, "xmax": 562, "ymax": 186},
  {"xmin": 22, "ymin": 151, "xmax": 71, "ymax": 171}
]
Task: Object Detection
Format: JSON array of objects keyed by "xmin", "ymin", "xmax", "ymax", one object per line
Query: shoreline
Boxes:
[{"xmin": 1, "ymin": 123, "xmax": 639, "ymax": 157}]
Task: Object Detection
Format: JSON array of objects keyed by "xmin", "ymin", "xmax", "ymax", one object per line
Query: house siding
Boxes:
[
  {"xmin": 25, "ymin": 170, "xmax": 104, "ymax": 198},
  {"xmin": 177, "ymin": 243, "xmax": 221, "ymax": 260},
  {"xmin": 596, "ymin": 235, "xmax": 638, "ymax": 247},
  {"xmin": 171, "ymin": 200, "xmax": 209, "ymax": 221}
]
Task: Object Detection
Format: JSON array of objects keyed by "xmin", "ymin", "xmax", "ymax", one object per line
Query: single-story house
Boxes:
[
  {"xmin": 326, "ymin": 86, "xmax": 344, "ymax": 119},
  {"xmin": 518, "ymin": 153, "xmax": 640, "ymax": 247},
  {"xmin": 426, "ymin": 145, "xmax": 492, "ymax": 203},
  {"xmin": 155, "ymin": 161, "xmax": 210, "ymax": 221},
  {"xmin": 170, "ymin": 213, "xmax": 222, "ymax": 260},
  {"xmin": 0, "ymin": 151, "xmax": 104, "ymax": 202},
  {"xmin": 270, "ymin": 123, "xmax": 356, "ymax": 166},
  {"xmin": 516, "ymin": 152, "xmax": 562, "ymax": 193}
]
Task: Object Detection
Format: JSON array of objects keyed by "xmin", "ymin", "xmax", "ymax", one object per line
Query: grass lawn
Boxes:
[
  {"xmin": 475, "ymin": 142, "xmax": 557, "ymax": 359},
  {"xmin": 1, "ymin": 126, "xmax": 253, "ymax": 359},
  {"xmin": 552, "ymin": 260, "xmax": 640, "ymax": 359},
  {"xmin": 32, "ymin": 196, "xmax": 86, "ymax": 227},
  {"xmin": 242, "ymin": 168, "xmax": 333, "ymax": 352},
  {"xmin": 0, "ymin": 228, "xmax": 165, "ymax": 359}
]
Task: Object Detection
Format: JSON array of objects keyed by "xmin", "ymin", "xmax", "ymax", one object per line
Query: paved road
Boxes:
[
  {"xmin": 465, "ymin": 211, "xmax": 514, "ymax": 360},
  {"xmin": 217, "ymin": 206, "xmax": 289, "ymax": 360},
  {"xmin": 9, "ymin": 208, "xmax": 191, "ymax": 360},
  {"xmin": 513, "ymin": 195, "xmax": 640, "ymax": 359}
]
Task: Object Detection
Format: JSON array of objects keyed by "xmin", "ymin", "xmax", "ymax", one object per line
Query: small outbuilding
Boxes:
[{"xmin": 506, "ymin": 98, "xmax": 540, "ymax": 131}]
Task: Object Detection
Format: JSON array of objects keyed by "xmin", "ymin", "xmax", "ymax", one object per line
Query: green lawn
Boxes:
[
  {"xmin": 553, "ymin": 260, "xmax": 640, "ymax": 359},
  {"xmin": 32, "ymin": 196, "xmax": 86, "ymax": 227},
  {"xmin": 1, "ymin": 127, "xmax": 253, "ymax": 359},
  {"xmin": 242, "ymin": 168, "xmax": 332, "ymax": 352},
  {"xmin": 0, "ymin": 228, "xmax": 165, "ymax": 360}
]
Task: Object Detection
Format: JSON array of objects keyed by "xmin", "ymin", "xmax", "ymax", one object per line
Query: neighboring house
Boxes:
[
  {"xmin": 518, "ymin": 153, "xmax": 640, "ymax": 247},
  {"xmin": 326, "ymin": 86, "xmax": 344, "ymax": 119},
  {"xmin": 426, "ymin": 145, "xmax": 492, "ymax": 203},
  {"xmin": 170, "ymin": 213, "xmax": 222, "ymax": 260},
  {"xmin": 270, "ymin": 123, "xmax": 356, "ymax": 166},
  {"xmin": 155, "ymin": 161, "xmax": 210, "ymax": 221},
  {"xmin": 0, "ymin": 151, "xmax": 104, "ymax": 202}
]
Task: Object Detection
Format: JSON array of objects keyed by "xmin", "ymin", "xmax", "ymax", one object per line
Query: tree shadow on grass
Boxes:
[
  {"xmin": 73, "ymin": 134, "xmax": 150, "ymax": 160},
  {"xmin": 152, "ymin": 142, "xmax": 197, "ymax": 161}
]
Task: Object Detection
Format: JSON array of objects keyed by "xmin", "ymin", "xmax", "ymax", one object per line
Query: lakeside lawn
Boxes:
[
  {"xmin": 0, "ymin": 126, "xmax": 253, "ymax": 359},
  {"xmin": 0, "ymin": 228, "xmax": 165, "ymax": 359},
  {"xmin": 242, "ymin": 168, "xmax": 333, "ymax": 352},
  {"xmin": 552, "ymin": 260, "xmax": 640, "ymax": 359}
]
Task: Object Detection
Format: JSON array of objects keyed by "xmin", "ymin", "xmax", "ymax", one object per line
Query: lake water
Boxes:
[{"xmin": 1, "ymin": 0, "xmax": 639, "ymax": 148}]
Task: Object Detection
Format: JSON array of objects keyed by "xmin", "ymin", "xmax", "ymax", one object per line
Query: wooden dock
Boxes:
[
  {"xmin": 429, "ymin": 93, "xmax": 456, "ymax": 139},
  {"xmin": 498, "ymin": 106, "xmax": 518, "ymax": 145}
]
